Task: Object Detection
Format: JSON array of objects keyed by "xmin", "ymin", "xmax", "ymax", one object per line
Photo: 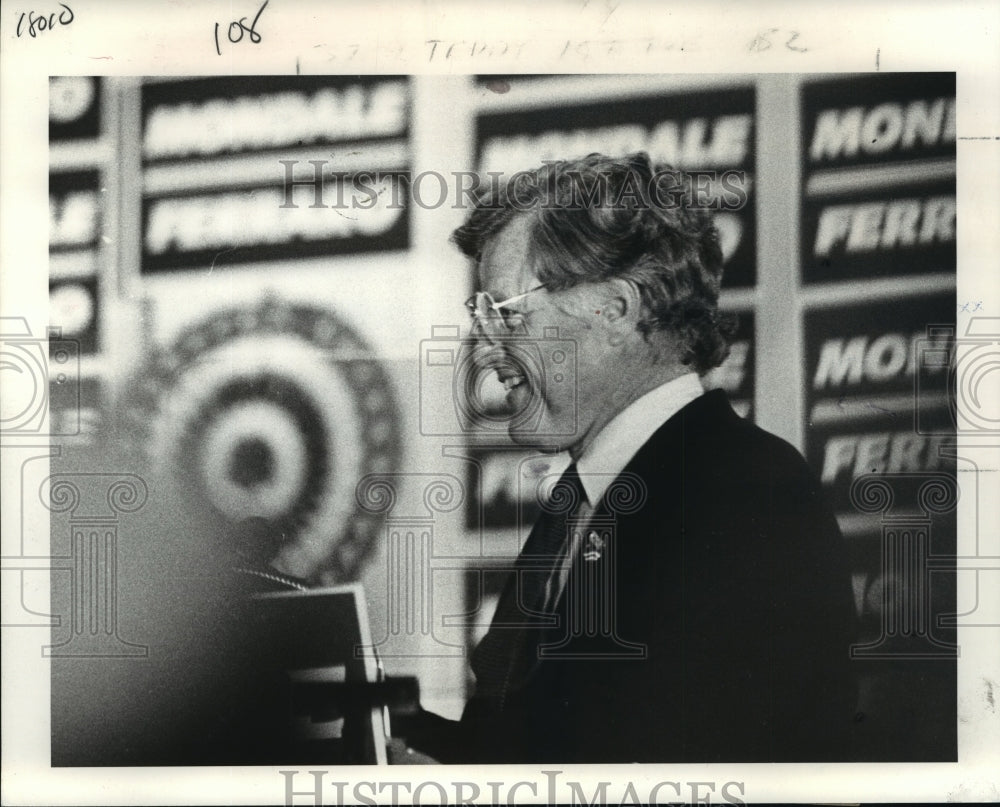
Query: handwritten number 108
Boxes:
[{"xmin": 214, "ymin": 0, "xmax": 268, "ymax": 55}]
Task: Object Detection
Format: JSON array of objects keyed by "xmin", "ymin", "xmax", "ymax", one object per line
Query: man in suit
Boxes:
[{"xmin": 402, "ymin": 152, "xmax": 858, "ymax": 763}]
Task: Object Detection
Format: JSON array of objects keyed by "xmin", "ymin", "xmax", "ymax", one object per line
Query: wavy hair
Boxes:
[{"xmin": 451, "ymin": 152, "xmax": 735, "ymax": 373}]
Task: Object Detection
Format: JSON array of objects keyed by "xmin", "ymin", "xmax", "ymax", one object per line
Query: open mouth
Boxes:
[
  {"xmin": 475, "ymin": 348, "xmax": 534, "ymax": 414},
  {"xmin": 501, "ymin": 374, "xmax": 526, "ymax": 392}
]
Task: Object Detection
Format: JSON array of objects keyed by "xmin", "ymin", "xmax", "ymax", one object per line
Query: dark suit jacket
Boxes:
[{"xmin": 408, "ymin": 390, "xmax": 858, "ymax": 763}]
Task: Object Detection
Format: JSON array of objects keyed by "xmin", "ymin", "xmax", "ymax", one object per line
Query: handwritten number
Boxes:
[
  {"xmin": 784, "ymin": 30, "xmax": 807, "ymax": 52},
  {"xmin": 749, "ymin": 28, "xmax": 807, "ymax": 53},
  {"xmin": 749, "ymin": 28, "xmax": 777, "ymax": 52},
  {"xmin": 214, "ymin": 0, "xmax": 267, "ymax": 55},
  {"xmin": 247, "ymin": 1, "xmax": 266, "ymax": 43},
  {"xmin": 16, "ymin": 4, "xmax": 75, "ymax": 38}
]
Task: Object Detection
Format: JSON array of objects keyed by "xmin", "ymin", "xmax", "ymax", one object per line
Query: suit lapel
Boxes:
[{"xmin": 541, "ymin": 391, "xmax": 737, "ymax": 656}]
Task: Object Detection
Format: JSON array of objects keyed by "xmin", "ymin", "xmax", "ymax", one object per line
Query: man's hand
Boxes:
[{"xmin": 386, "ymin": 737, "xmax": 441, "ymax": 764}]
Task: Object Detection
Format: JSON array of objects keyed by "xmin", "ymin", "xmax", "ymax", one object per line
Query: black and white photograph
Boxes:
[{"xmin": 2, "ymin": 3, "xmax": 999, "ymax": 805}]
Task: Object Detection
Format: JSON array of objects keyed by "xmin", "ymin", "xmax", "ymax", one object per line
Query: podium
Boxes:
[{"xmin": 246, "ymin": 585, "xmax": 392, "ymax": 764}]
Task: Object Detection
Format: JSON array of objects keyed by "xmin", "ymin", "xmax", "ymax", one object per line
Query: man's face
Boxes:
[{"xmin": 474, "ymin": 215, "xmax": 618, "ymax": 456}]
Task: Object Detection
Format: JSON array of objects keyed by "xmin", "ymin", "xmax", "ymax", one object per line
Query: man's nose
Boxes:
[
  {"xmin": 467, "ymin": 315, "xmax": 506, "ymax": 350},
  {"xmin": 468, "ymin": 314, "xmax": 507, "ymax": 347}
]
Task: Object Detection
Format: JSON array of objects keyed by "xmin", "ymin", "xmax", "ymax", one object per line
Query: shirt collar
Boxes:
[{"xmin": 575, "ymin": 373, "xmax": 704, "ymax": 508}]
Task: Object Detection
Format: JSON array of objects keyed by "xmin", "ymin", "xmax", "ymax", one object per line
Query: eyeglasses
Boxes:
[{"xmin": 464, "ymin": 284, "xmax": 547, "ymax": 338}]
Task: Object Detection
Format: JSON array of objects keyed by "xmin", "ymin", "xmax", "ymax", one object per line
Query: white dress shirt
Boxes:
[{"xmin": 543, "ymin": 372, "xmax": 705, "ymax": 610}]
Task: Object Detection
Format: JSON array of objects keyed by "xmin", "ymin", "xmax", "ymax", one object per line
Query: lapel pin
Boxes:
[{"xmin": 583, "ymin": 531, "xmax": 604, "ymax": 562}]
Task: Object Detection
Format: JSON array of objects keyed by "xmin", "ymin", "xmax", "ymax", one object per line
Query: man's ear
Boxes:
[
  {"xmin": 600, "ymin": 278, "xmax": 643, "ymax": 327},
  {"xmin": 594, "ymin": 279, "xmax": 643, "ymax": 347}
]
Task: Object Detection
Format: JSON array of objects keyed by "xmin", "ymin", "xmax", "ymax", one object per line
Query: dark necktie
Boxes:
[{"xmin": 470, "ymin": 463, "xmax": 584, "ymax": 708}]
